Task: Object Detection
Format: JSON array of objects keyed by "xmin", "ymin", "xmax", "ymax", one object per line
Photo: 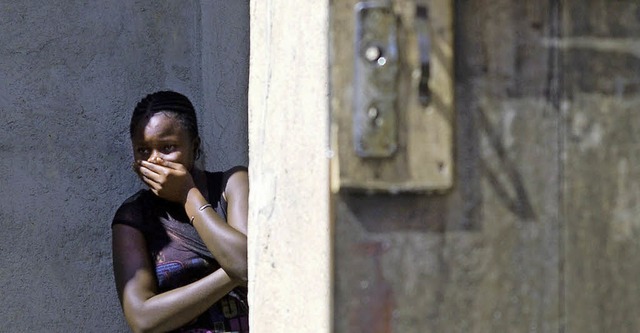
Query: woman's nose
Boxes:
[{"xmin": 148, "ymin": 150, "xmax": 160, "ymax": 162}]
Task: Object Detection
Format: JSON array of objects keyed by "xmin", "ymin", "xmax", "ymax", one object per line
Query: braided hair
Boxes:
[{"xmin": 130, "ymin": 91, "xmax": 202, "ymax": 159}]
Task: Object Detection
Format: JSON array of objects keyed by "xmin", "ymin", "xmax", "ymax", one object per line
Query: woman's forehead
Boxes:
[{"xmin": 133, "ymin": 112, "xmax": 188, "ymax": 141}]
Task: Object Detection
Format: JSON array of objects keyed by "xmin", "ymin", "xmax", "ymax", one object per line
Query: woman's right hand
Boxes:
[{"xmin": 137, "ymin": 158, "xmax": 197, "ymax": 204}]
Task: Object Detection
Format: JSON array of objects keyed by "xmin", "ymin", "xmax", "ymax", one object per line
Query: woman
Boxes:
[{"xmin": 112, "ymin": 91, "xmax": 249, "ymax": 333}]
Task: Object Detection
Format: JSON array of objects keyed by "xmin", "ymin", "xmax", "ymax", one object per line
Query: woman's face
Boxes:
[{"xmin": 131, "ymin": 112, "xmax": 198, "ymax": 170}]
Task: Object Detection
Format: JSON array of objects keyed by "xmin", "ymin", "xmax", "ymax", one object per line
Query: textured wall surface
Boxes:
[
  {"xmin": 248, "ymin": 1, "xmax": 332, "ymax": 332},
  {"xmin": 0, "ymin": 1, "xmax": 248, "ymax": 331},
  {"xmin": 331, "ymin": 0, "xmax": 640, "ymax": 332}
]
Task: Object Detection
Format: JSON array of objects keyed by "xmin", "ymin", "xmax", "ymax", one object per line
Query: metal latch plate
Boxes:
[{"xmin": 353, "ymin": 2, "xmax": 398, "ymax": 158}]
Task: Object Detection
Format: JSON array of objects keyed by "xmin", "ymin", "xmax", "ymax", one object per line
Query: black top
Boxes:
[{"xmin": 112, "ymin": 166, "xmax": 249, "ymax": 333}]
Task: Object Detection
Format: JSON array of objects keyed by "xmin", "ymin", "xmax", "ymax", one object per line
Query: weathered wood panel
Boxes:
[
  {"xmin": 333, "ymin": 0, "xmax": 454, "ymax": 192},
  {"xmin": 333, "ymin": 0, "xmax": 640, "ymax": 331},
  {"xmin": 332, "ymin": 0, "xmax": 562, "ymax": 332},
  {"xmin": 562, "ymin": 1, "xmax": 640, "ymax": 332}
]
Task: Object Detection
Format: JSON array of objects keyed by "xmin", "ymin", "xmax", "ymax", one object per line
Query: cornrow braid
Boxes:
[{"xmin": 130, "ymin": 91, "xmax": 202, "ymax": 159}]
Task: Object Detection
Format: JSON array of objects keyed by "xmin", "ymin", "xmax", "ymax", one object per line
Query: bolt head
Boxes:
[{"xmin": 364, "ymin": 45, "xmax": 381, "ymax": 62}]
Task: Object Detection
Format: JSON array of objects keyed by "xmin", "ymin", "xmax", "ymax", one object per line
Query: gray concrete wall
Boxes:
[{"xmin": 0, "ymin": 1, "xmax": 248, "ymax": 331}]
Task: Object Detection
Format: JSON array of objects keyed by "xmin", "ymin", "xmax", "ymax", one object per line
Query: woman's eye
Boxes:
[
  {"xmin": 136, "ymin": 147, "xmax": 150, "ymax": 155},
  {"xmin": 162, "ymin": 145, "xmax": 176, "ymax": 153}
]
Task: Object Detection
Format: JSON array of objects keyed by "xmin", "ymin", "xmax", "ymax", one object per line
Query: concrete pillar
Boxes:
[{"xmin": 248, "ymin": 1, "xmax": 332, "ymax": 331}]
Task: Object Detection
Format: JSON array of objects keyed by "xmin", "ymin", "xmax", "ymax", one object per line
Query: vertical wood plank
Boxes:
[{"xmin": 562, "ymin": 1, "xmax": 640, "ymax": 332}]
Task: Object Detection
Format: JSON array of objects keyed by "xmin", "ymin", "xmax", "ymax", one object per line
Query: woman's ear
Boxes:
[{"xmin": 193, "ymin": 136, "xmax": 202, "ymax": 159}]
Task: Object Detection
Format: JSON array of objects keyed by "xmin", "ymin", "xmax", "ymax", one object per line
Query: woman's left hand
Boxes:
[{"xmin": 138, "ymin": 159, "xmax": 196, "ymax": 204}]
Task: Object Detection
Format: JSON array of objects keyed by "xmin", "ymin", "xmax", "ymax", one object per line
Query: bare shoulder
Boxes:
[
  {"xmin": 223, "ymin": 168, "xmax": 248, "ymax": 234},
  {"xmin": 226, "ymin": 169, "xmax": 248, "ymax": 193}
]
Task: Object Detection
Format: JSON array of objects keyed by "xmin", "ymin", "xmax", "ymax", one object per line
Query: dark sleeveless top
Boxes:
[{"xmin": 112, "ymin": 166, "xmax": 249, "ymax": 333}]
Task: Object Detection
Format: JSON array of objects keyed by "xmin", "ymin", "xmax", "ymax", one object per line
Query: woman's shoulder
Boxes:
[
  {"xmin": 224, "ymin": 165, "xmax": 248, "ymax": 175},
  {"xmin": 204, "ymin": 166, "xmax": 247, "ymax": 188},
  {"xmin": 119, "ymin": 189, "xmax": 155, "ymax": 208},
  {"xmin": 205, "ymin": 165, "xmax": 247, "ymax": 177},
  {"xmin": 112, "ymin": 189, "xmax": 153, "ymax": 229},
  {"xmin": 222, "ymin": 165, "xmax": 248, "ymax": 187}
]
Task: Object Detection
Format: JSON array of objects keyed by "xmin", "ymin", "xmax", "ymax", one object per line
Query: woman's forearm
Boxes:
[
  {"xmin": 184, "ymin": 187, "xmax": 248, "ymax": 281},
  {"xmin": 123, "ymin": 268, "xmax": 238, "ymax": 333}
]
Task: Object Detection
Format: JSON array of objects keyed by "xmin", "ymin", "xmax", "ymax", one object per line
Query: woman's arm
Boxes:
[
  {"xmin": 112, "ymin": 224, "xmax": 239, "ymax": 333},
  {"xmin": 184, "ymin": 170, "xmax": 248, "ymax": 281},
  {"xmin": 139, "ymin": 160, "xmax": 248, "ymax": 281}
]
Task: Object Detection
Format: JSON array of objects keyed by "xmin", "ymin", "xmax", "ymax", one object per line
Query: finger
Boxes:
[
  {"xmin": 139, "ymin": 165, "xmax": 163, "ymax": 183},
  {"xmin": 140, "ymin": 161, "xmax": 169, "ymax": 176},
  {"xmin": 154, "ymin": 159, "xmax": 186, "ymax": 171},
  {"xmin": 132, "ymin": 160, "xmax": 144, "ymax": 174},
  {"xmin": 141, "ymin": 174, "xmax": 161, "ymax": 190}
]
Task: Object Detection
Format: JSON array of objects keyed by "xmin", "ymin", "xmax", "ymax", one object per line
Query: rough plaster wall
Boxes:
[
  {"xmin": 0, "ymin": 1, "xmax": 248, "ymax": 331},
  {"xmin": 200, "ymin": 1, "xmax": 250, "ymax": 171},
  {"xmin": 248, "ymin": 0, "xmax": 332, "ymax": 332}
]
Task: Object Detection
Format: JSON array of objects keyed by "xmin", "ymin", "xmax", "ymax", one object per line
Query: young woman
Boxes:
[{"xmin": 112, "ymin": 91, "xmax": 249, "ymax": 333}]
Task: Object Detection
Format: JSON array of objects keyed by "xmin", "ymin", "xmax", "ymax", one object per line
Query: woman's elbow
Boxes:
[
  {"xmin": 236, "ymin": 266, "xmax": 249, "ymax": 283},
  {"xmin": 127, "ymin": 317, "xmax": 164, "ymax": 333},
  {"xmin": 220, "ymin": 249, "xmax": 248, "ymax": 282},
  {"xmin": 225, "ymin": 260, "xmax": 248, "ymax": 283},
  {"xmin": 126, "ymin": 317, "xmax": 151, "ymax": 333},
  {"xmin": 124, "ymin": 307, "xmax": 162, "ymax": 333}
]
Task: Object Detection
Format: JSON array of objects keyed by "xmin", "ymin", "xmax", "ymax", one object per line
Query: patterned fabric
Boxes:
[{"xmin": 113, "ymin": 166, "xmax": 249, "ymax": 333}]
